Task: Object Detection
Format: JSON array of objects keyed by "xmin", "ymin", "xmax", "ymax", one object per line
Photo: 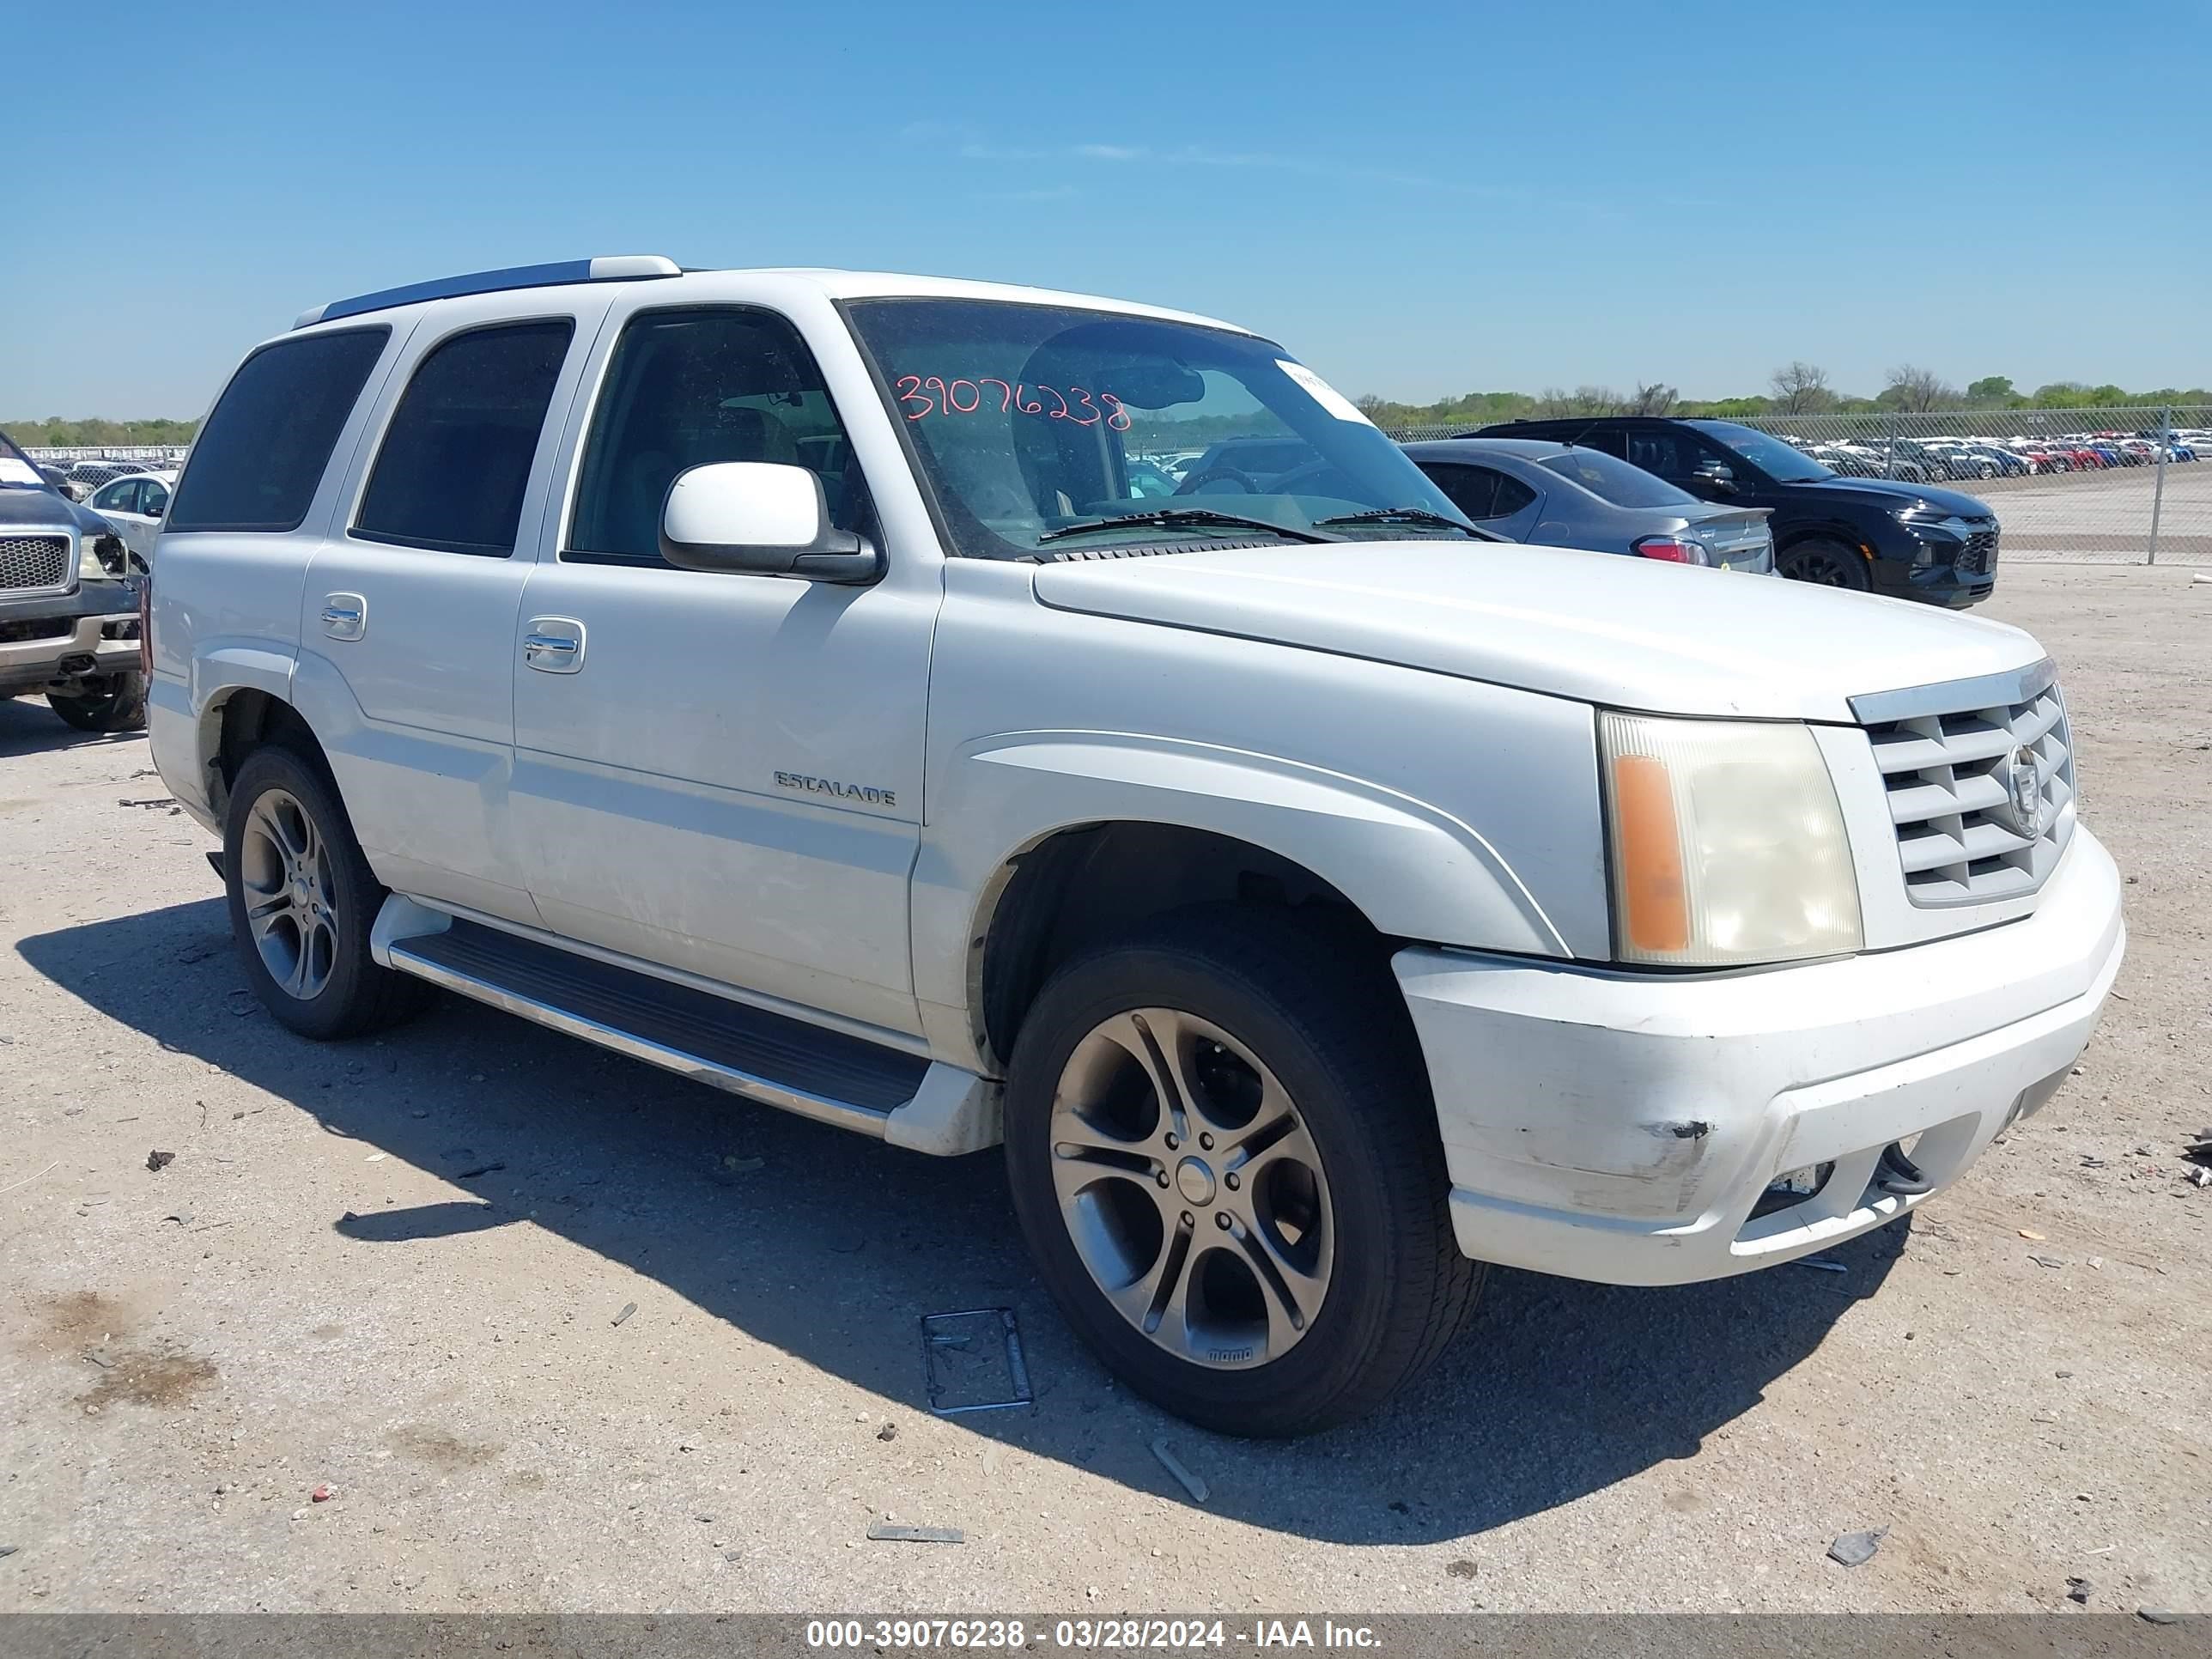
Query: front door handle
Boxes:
[
  {"xmin": 522, "ymin": 616, "xmax": 586, "ymax": 673},
  {"xmin": 320, "ymin": 593, "xmax": 366, "ymax": 641}
]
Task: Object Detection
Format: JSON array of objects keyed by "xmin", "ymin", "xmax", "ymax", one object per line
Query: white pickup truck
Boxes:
[{"xmin": 149, "ymin": 258, "xmax": 2125, "ymax": 1434}]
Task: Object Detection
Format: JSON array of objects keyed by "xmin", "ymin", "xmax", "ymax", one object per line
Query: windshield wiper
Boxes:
[
  {"xmin": 1315, "ymin": 506, "xmax": 1492, "ymax": 538},
  {"xmin": 1037, "ymin": 507, "xmax": 1340, "ymax": 545}
]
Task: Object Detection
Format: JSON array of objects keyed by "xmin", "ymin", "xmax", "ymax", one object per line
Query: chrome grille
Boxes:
[
  {"xmin": 0, "ymin": 534, "xmax": 72, "ymax": 594},
  {"xmin": 1859, "ymin": 665, "xmax": 2075, "ymax": 906},
  {"xmin": 1957, "ymin": 523, "xmax": 1998, "ymax": 575}
]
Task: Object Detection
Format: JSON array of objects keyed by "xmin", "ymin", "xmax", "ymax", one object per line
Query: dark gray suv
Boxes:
[{"xmin": 0, "ymin": 428, "xmax": 148, "ymax": 731}]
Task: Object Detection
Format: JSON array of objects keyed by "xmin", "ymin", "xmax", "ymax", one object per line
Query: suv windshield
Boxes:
[
  {"xmin": 1537, "ymin": 446, "xmax": 1697, "ymax": 508},
  {"xmin": 1688, "ymin": 420, "xmax": 1835, "ymax": 483},
  {"xmin": 0, "ymin": 428, "xmax": 52, "ymax": 491},
  {"xmin": 844, "ymin": 299, "xmax": 1470, "ymax": 557}
]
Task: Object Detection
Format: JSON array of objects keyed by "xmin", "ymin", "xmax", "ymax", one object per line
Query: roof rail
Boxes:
[{"xmin": 295, "ymin": 255, "xmax": 682, "ymax": 329}]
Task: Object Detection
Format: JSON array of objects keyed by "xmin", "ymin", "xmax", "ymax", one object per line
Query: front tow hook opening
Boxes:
[{"xmin": 1874, "ymin": 1139, "xmax": 1934, "ymax": 1197}]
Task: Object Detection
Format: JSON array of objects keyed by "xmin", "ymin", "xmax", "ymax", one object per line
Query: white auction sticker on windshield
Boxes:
[
  {"xmin": 1277, "ymin": 360, "xmax": 1373, "ymax": 425},
  {"xmin": 0, "ymin": 458, "xmax": 41, "ymax": 485}
]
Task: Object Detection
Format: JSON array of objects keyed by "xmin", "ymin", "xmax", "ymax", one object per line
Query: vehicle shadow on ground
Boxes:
[
  {"xmin": 20, "ymin": 896, "xmax": 1904, "ymax": 1546},
  {"xmin": 0, "ymin": 696, "xmax": 146, "ymax": 759}
]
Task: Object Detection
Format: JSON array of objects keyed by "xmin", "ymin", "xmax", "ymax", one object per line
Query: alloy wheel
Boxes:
[
  {"xmin": 1048, "ymin": 1007, "xmax": 1334, "ymax": 1369},
  {"xmin": 239, "ymin": 787, "xmax": 339, "ymax": 1000}
]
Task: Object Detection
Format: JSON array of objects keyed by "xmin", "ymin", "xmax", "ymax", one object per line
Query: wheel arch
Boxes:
[
  {"xmin": 939, "ymin": 735, "xmax": 1574, "ymax": 1072},
  {"xmin": 1772, "ymin": 517, "xmax": 1875, "ymax": 557},
  {"xmin": 970, "ymin": 820, "xmax": 1386, "ymax": 1072},
  {"xmin": 199, "ymin": 684, "xmax": 331, "ymax": 823}
]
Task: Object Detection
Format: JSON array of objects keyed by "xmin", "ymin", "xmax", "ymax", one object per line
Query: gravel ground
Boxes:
[
  {"xmin": 2, "ymin": 563, "xmax": 2208, "ymax": 1616},
  {"xmin": 1975, "ymin": 461, "xmax": 2212, "ymax": 562}
]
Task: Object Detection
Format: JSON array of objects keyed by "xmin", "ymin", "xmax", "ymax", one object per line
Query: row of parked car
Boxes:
[
  {"xmin": 1784, "ymin": 430, "xmax": 2202, "ymax": 483},
  {"xmin": 1141, "ymin": 413, "xmax": 2002, "ymax": 608},
  {"xmin": 34, "ymin": 453, "xmax": 186, "ymax": 501}
]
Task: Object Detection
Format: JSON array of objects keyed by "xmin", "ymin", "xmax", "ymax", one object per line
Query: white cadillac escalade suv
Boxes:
[{"xmin": 149, "ymin": 258, "xmax": 2125, "ymax": 1434}]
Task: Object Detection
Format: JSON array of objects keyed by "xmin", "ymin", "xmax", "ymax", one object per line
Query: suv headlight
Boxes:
[{"xmin": 1601, "ymin": 712, "xmax": 1862, "ymax": 967}]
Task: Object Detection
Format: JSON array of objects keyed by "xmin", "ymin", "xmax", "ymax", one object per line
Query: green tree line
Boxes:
[
  {"xmin": 1353, "ymin": 365, "xmax": 2212, "ymax": 429},
  {"xmin": 6, "ymin": 416, "xmax": 201, "ymax": 447}
]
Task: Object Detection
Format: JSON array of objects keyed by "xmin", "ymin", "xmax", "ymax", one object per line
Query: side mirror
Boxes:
[
  {"xmin": 1692, "ymin": 459, "xmax": 1737, "ymax": 493},
  {"xmin": 659, "ymin": 462, "xmax": 881, "ymax": 584}
]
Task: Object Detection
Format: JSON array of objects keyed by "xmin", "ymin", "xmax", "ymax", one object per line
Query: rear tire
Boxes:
[
  {"xmin": 222, "ymin": 744, "xmax": 433, "ymax": 1040},
  {"xmin": 49, "ymin": 670, "xmax": 147, "ymax": 732},
  {"xmin": 1778, "ymin": 537, "xmax": 1873, "ymax": 591},
  {"xmin": 1003, "ymin": 907, "xmax": 1482, "ymax": 1437}
]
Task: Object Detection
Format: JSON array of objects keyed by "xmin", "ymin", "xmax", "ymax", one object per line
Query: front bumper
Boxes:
[
  {"xmin": 1872, "ymin": 519, "xmax": 1998, "ymax": 608},
  {"xmin": 0, "ymin": 583, "xmax": 142, "ymax": 697},
  {"xmin": 1395, "ymin": 826, "xmax": 2124, "ymax": 1286},
  {"xmin": 1897, "ymin": 561, "xmax": 1995, "ymax": 609}
]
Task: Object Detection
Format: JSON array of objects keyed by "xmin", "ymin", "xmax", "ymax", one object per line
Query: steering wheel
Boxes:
[
  {"xmin": 1270, "ymin": 460, "xmax": 1348, "ymax": 496},
  {"xmin": 1175, "ymin": 465, "xmax": 1260, "ymax": 496}
]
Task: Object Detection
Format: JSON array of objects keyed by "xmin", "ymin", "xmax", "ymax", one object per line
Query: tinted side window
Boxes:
[
  {"xmin": 1491, "ymin": 474, "xmax": 1537, "ymax": 517},
  {"xmin": 568, "ymin": 307, "xmax": 870, "ymax": 567},
  {"xmin": 1623, "ymin": 428, "xmax": 1698, "ymax": 480},
  {"xmin": 167, "ymin": 327, "xmax": 389, "ymax": 533},
  {"xmin": 143, "ymin": 478, "xmax": 171, "ymax": 517},
  {"xmin": 355, "ymin": 319, "xmax": 575, "ymax": 557},
  {"xmin": 91, "ymin": 477, "xmax": 141, "ymax": 513},
  {"xmin": 1421, "ymin": 463, "xmax": 1497, "ymax": 520}
]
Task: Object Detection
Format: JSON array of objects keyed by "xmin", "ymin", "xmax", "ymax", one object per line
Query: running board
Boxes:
[{"xmin": 379, "ymin": 911, "xmax": 997, "ymax": 1150}]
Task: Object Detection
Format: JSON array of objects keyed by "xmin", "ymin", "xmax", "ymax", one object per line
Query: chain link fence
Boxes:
[
  {"xmin": 1386, "ymin": 405, "xmax": 2211, "ymax": 564},
  {"xmin": 23, "ymin": 444, "xmax": 191, "ymax": 465}
]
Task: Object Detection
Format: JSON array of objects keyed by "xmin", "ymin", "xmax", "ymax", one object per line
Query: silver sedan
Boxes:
[{"xmin": 1403, "ymin": 437, "xmax": 1775, "ymax": 571}]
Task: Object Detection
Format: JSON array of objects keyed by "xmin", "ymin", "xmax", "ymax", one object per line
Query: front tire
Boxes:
[
  {"xmin": 222, "ymin": 744, "xmax": 431, "ymax": 1040},
  {"xmin": 1778, "ymin": 537, "xmax": 1873, "ymax": 591},
  {"xmin": 1003, "ymin": 908, "xmax": 1481, "ymax": 1437},
  {"xmin": 49, "ymin": 670, "xmax": 147, "ymax": 732}
]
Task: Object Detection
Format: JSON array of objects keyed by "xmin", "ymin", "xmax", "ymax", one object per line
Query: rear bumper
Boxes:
[{"xmin": 1395, "ymin": 827, "xmax": 2124, "ymax": 1286}]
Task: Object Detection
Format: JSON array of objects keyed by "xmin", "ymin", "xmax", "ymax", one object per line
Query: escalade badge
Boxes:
[
  {"xmin": 775, "ymin": 771, "xmax": 896, "ymax": 808},
  {"xmin": 2006, "ymin": 746, "xmax": 2045, "ymax": 837}
]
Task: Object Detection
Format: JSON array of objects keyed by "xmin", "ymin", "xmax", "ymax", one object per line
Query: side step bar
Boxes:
[{"xmin": 379, "ymin": 912, "xmax": 995, "ymax": 1149}]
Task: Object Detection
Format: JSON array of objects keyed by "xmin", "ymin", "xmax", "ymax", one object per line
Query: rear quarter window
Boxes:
[{"xmin": 167, "ymin": 326, "xmax": 390, "ymax": 533}]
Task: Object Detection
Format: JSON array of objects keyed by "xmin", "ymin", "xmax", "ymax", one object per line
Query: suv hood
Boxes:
[
  {"xmin": 1031, "ymin": 542, "xmax": 2042, "ymax": 721},
  {"xmin": 1783, "ymin": 475, "xmax": 1994, "ymax": 517}
]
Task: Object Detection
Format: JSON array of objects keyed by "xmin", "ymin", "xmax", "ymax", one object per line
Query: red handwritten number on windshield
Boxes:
[{"xmin": 897, "ymin": 377, "xmax": 1133, "ymax": 430}]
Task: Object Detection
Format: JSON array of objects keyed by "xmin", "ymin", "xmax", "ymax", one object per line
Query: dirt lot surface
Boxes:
[
  {"xmin": 1978, "ymin": 461, "xmax": 2212, "ymax": 561},
  {"xmin": 2, "ymin": 564, "xmax": 2207, "ymax": 1616}
]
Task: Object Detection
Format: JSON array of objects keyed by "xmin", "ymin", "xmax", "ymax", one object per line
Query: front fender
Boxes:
[
  {"xmin": 982, "ymin": 724, "xmax": 1564, "ymax": 937},
  {"xmin": 909, "ymin": 725, "xmax": 1592, "ymax": 1035}
]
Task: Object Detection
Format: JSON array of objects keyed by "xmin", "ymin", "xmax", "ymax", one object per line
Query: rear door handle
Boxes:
[
  {"xmin": 320, "ymin": 593, "xmax": 366, "ymax": 641},
  {"xmin": 522, "ymin": 616, "xmax": 586, "ymax": 673}
]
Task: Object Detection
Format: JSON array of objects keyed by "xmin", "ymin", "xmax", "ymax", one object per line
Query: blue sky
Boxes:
[{"xmin": 8, "ymin": 0, "xmax": 2208, "ymax": 416}]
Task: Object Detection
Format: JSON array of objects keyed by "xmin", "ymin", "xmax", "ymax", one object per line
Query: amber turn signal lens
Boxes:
[{"xmin": 1611, "ymin": 753, "xmax": 1689, "ymax": 954}]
